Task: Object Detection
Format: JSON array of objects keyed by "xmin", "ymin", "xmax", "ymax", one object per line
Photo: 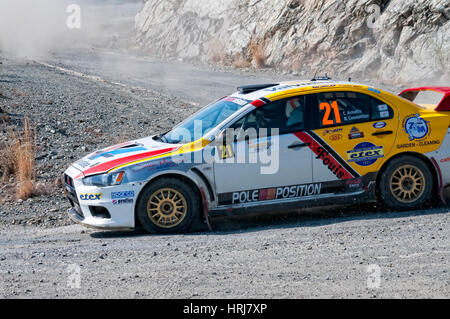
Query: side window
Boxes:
[
  {"xmin": 370, "ymin": 97, "xmax": 394, "ymax": 120},
  {"xmin": 317, "ymin": 91, "xmax": 371, "ymax": 127},
  {"xmin": 230, "ymin": 96, "xmax": 307, "ymax": 136}
]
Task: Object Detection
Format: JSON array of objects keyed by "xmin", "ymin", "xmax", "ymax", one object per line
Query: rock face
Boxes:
[{"xmin": 135, "ymin": 0, "xmax": 450, "ymax": 85}]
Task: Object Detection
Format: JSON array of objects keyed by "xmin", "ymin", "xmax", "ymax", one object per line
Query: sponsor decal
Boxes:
[
  {"xmin": 379, "ymin": 111, "xmax": 389, "ymax": 118},
  {"xmin": 346, "ymin": 178, "xmax": 362, "ymax": 189},
  {"xmin": 76, "ymin": 146, "xmax": 178, "ymax": 179},
  {"xmin": 111, "ymin": 191, "xmax": 135, "ymax": 199},
  {"xmin": 342, "ymin": 109, "xmax": 369, "ymax": 122},
  {"xmin": 402, "ymin": 114, "xmax": 430, "ymax": 141},
  {"xmin": 218, "ymin": 144, "xmax": 234, "ymax": 159},
  {"xmin": 347, "ymin": 142, "xmax": 384, "ymax": 166},
  {"xmin": 112, "ymin": 198, "xmax": 133, "ymax": 205},
  {"xmin": 224, "ymin": 97, "xmax": 250, "ymax": 106},
  {"xmin": 396, "ymin": 142, "xmax": 416, "ymax": 149},
  {"xmin": 377, "ymin": 104, "xmax": 388, "ymax": 111},
  {"xmin": 294, "ymin": 131, "xmax": 357, "ymax": 179},
  {"xmin": 263, "ymin": 83, "xmax": 336, "ymax": 92},
  {"xmin": 231, "ymin": 183, "xmax": 322, "ymax": 204},
  {"xmin": 75, "ymin": 159, "xmax": 100, "ymax": 169},
  {"xmin": 396, "ymin": 140, "xmax": 440, "ymax": 149},
  {"xmin": 131, "ymin": 159, "xmax": 178, "ymax": 173},
  {"xmin": 111, "ymin": 191, "xmax": 134, "ymax": 205},
  {"xmin": 329, "ymin": 133, "xmax": 342, "ymax": 141},
  {"xmin": 316, "ymin": 146, "xmax": 348, "ymax": 179},
  {"xmin": 348, "ymin": 127, "xmax": 364, "ymax": 140},
  {"xmin": 248, "ymin": 137, "xmax": 272, "ymax": 152},
  {"xmin": 322, "ymin": 128, "xmax": 343, "ymax": 136},
  {"xmin": 312, "ymin": 84, "xmax": 336, "ymax": 89},
  {"xmin": 368, "ymin": 87, "xmax": 381, "ymax": 94},
  {"xmin": 440, "ymin": 157, "xmax": 450, "ymax": 163},
  {"xmin": 76, "ymin": 159, "xmax": 91, "ymax": 168},
  {"xmin": 88, "ymin": 145, "xmax": 147, "ymax": 160},
  {"xmin": 79, "ymin": 193, "xmax": 102, "ymax": 200},
  {"xmin": 418, "ymin": 140, "xmax": 440, "ymax": 146},
  {"xmin": 373, "ymin": 121, "xmax": 387, "ymax": 129}
]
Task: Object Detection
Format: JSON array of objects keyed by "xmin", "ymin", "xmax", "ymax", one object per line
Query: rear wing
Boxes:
[{"xmin": 399, "ymin": 87, "xmax": 450, "ymax": 111}]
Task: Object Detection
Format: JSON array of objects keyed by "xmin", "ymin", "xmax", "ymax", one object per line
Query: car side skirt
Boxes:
[{"xmin": 210, "ymin": 181, "xmax": 376, "ymax": 217}]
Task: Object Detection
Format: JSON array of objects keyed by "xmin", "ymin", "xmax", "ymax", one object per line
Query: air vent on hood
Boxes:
[{"xmin": 119, "ymin": 143, "xmax": 142, "ymax": 149}]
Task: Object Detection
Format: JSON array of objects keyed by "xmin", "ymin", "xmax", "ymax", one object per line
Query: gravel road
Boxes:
[
  {"xmin": 0, "ymin": 206, "xmax": 448, "ymax": 298},
  {"xmin": 0, "ymin": 53, "xmax": 448, "ymax": 299}
]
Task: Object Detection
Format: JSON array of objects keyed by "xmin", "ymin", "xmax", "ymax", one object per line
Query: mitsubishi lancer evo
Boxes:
[{"xmin": 64, "ymin": 80, "xmax": 450, "ymax": 233}]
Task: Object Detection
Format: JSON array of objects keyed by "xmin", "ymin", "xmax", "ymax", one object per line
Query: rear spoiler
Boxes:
[{"xmin": 399, "ymin": 87, "xmax": 450, "ymax": 111}]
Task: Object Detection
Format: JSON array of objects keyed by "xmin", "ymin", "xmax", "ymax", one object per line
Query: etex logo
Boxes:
[
  {"xmin": 79, "ymin": 193, "xmax": 103, "ymax": 200},
  {"xmin": 347, "ymin": 142, "xmax": 384, "ymax": 166}
]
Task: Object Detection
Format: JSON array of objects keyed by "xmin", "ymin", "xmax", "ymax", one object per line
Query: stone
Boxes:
[{"xmin": 134, "ymin": 0, "xmax": 449, "ymax": 84}]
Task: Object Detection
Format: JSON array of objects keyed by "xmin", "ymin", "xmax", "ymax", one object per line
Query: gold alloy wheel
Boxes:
[
  {"xmin": 389, "ymin": 164, "xmax": 426, "ymax": 203},
  {"xmin": 147, "ymin": 188, "xmax": 187, "ymax": 228}
]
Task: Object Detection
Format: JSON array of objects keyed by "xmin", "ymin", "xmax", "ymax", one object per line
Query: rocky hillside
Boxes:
[{"xmin": 135, "ymin": 0, "xmax": 449, "ymax": 85}]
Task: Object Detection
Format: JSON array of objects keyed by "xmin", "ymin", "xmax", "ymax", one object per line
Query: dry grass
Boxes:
[
  {"xmin": 0, "ymin": 118, "xmax": 38, "ymax": 200},
  {"xmin": 0, "ymin": 140, "xmax": 15, "ymax": 178},
  {"xmin": 207, "ymin": 37, "xmax": 267, "ymax": 69},
  {"xmin": 232, "ymin": 53, "xmax": 251, "ymax": 69},
  {"xmin": 249, "ymin": 40, "xmax": 266, "ymax": 68},
  {"xmin": 207, "ymin": 38, "xmax": 228, "ymax": 65},
  {"xmin": 85, "ymin": 127, "xmax": 104, "ymax": 137}
]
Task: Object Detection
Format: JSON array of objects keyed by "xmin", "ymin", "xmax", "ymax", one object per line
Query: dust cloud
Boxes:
[{"xmin": 0, "ymin": 0, "xmax": 142, "ymax": 59}]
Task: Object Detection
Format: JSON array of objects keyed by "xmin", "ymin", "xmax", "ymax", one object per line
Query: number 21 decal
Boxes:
[
  {"xmin": 218, "ymin": 144, "xmax": 234, "ymax": 159},
  {"xmin": 320, "ymin": 100, "xmax": 341, "ymax": 126}
]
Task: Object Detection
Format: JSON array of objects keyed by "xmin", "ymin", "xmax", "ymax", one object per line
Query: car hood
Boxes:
[{"xmin": 72, "ymin": 136, "xmax": 180, "ymax": 178}]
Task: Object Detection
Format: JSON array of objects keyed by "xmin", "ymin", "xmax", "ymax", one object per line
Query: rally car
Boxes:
[{"xmin": 63, "ymin": 79, "xmax": 450, "ymax": 233}]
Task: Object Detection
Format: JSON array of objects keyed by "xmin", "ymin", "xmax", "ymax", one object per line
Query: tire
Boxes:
[
  {"xmin": 136, "ymin": 178, "xmax": 201, "ymax": 234},
  {"xmin": 378, "ymin": 155, "xmax": 434, "ymax": 210}
]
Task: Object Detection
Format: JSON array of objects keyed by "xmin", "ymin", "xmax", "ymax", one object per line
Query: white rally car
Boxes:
[{"xmin": 64, "ymin": 80, "xmax": 450, "ymax": 233}]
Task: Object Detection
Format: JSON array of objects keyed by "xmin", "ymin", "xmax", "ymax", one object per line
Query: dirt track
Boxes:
[{"xmin": 1, "ymin": 205, "xmax": 449, "ymax": 298}]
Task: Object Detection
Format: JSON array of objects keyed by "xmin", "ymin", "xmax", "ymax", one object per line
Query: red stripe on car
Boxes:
[
  {"xmin": 75, "ymin": 147, "xmax": 177, "ymax": 179},
  {"xmin": 250, "ymin": 99, "xmax": 265, "ymax": 107},
  {"xmin": 293, "ymin": 131, "xmax": 353, "ymax": 180}
]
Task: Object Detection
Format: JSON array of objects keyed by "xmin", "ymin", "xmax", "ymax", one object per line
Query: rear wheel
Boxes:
[
  {"xmin": 378, "ymin": 156, "xmax": 434, "ymax": 210},
  {"xmin": 136, "ymin": 178, "xmax": 201, "ymax": 234}
]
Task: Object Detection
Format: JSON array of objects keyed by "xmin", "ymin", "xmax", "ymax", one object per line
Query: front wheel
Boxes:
[
  {"xmin": 136, "ymin": 178, "xmax": 201, "ymax": 234},
  {"xmin": 378, "ymin": 156, "xmax": 434, "ymax": 210}
]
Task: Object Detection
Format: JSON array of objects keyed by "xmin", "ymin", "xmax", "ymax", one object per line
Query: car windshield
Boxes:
[{"xmin": 160, "ymin": 96, "xmax": 250, "ymax": 143}]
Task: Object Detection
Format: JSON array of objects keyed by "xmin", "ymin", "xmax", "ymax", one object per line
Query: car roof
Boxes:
[{"xmin": 231, "ymin": 79, "xmax": 382, "ymax": 102}]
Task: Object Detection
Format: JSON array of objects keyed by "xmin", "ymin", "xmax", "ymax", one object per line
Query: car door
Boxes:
[
  {"xmin": 213, "ymin": 95, "xmax": 316, "ymax": 206},
  {"xmin": 309, "ymin": 90, "xmax": 398, "ymax": 184}
]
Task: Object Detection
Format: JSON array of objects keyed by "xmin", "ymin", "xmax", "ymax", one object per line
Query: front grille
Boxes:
[
  {"xmin": 64, "ymin": 173, "xmax": 83, "ymax": 217},
  {"xmin": 64, "ymin": 173, "xmax": 74, "ymax": 188}
]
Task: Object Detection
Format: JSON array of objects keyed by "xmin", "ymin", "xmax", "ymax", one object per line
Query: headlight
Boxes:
[{"xmin": 82, "ymin": 171, "xmax": 125, "ymax": 187}]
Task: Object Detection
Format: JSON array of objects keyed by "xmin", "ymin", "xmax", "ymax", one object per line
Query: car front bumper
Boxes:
[{"xmin": 63, "ymin": 165, "xmax": 142, "ymax": 230}]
